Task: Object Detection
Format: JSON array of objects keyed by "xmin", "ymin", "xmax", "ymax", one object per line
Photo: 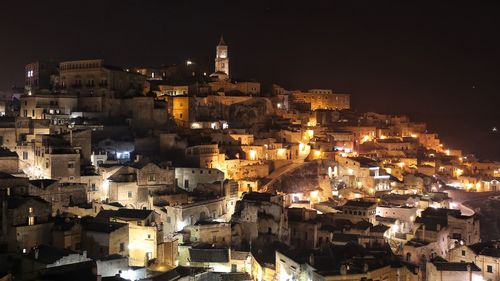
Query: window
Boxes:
[
  {"xmin": 487, "ymin": 265, "xmax": 493, "ymax": 273},
  {"xmin": 28, "ymin": 216, "xmax": 35, "ymax": 226},
  {"xmin": 148, "ymin": 174, "xmax": 156, "ymax": 181},
  {"xmin": 28, "ymin": 207, "xmax": 33, "ymax": 213},
  {"xmin": 91, "ymin": 183, "xmax": 96, "ymax": 191},
  {"xmin": 462, "ymin": 250, "xmax": 466, "ymax": 256},
  {"xmin": 166, "ymin": 217, "xmax": 171, "ymax": 223},
  {"xmin": 68, "ymin": 162, "xmax": 75, "ymax": 169},
  {"xmin": 120, "ymin": 243, "xmax": 125, "ymax": 252},
  {"xmin": 128, "ymin": 191, "xmax": 133, "ymax": 198}
]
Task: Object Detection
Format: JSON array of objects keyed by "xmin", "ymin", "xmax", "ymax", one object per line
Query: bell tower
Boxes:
[{"xmin": 215, "ymin": 35, "xmax": 229, "ymax": 77}]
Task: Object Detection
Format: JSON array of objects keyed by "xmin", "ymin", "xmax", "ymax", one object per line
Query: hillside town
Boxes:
[{"xmin": 0, "ymin": 37, "xmax": 498, "ymax": 281}]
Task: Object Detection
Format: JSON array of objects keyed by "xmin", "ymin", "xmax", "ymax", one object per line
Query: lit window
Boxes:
[{"xmin": 28, "ymin": 216, "xmax": 35, "ymax": 226}]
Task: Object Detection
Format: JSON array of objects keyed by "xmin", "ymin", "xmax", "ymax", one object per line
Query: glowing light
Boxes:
[
  {"xmin": 299, "ymin": 142, "xmax": 306, "ymax": 151},
  {"xmin": 410, "ymin": 133, "xmax": 418, "ymax": 138},
  {"xmin": 121, "ymin": 269, "xmax": 138, "ymax": 281},
  {"xmin": 398, "ymin": 162, "xmax": 405, "ymax": 168},
  {"xmin": 249, "ymin": 149, "xmax": 257, "ymax": 160},
  {"xmin": 314, "ymin": 150, "xmax": 321, "ymax": 157},
  {"xmin": 347, "ymin": 168, "xmax": 354, "ymax": 175},
  {"xmin": 177, "ymin": 220, "xmax": 188, "ymax": 231},
  {"xmin": 310, "ymin": 190, "xmax": 319, "ymax": 200},
  {"xmin": 191, "ymin": 122, "xmax": 201, "ymax": 129},
  {"xmin": 307, "ymin": 129, "xmax": 314, "ymax": 138},
  {"xmin": 445, "ymin": 149, "xmax": 450, "ymax": 156},
  {"xmin": 361, "ymin": 135, "xmax": 370, "ymax": 143},
  {"xmin": 277, "ymin": 148, "xmax": 286, "ymax": 158},
  {"xmin": 379, "ymin": 135, "xmax": 386, "ymax": 140},
  {"xmin": 392, "ymin": 223, "xmax": 400, "ymax": 233},
  {"xmin": 186, "ymin": 60, "xmax": 193, "ymax": 65},
  {"xmin": 211, "ymin": 122, "xmax": 217, "ymax": 129},
  {"xmin": 456, "ymin": 168, "xmax": 463, "ymax": 177},
  {"xmin": 277, "ymin": 103, "xmax": 282, "ymax": 109}
]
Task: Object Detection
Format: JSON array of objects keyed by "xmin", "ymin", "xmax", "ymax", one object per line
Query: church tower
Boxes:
[{"xmin": 214, "ymin": 35, "xmax": 229, "ymax": 77}]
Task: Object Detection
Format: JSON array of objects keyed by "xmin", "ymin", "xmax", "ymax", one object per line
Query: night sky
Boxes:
[{"xmin": 1, "ymin": 1, "xmax": 499, "ymax": 159}]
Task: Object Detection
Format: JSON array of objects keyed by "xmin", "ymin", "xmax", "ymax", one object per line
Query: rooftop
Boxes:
[
  {"xmin": 432, "ymin": 262, "xmax": 480, "ymax": 272},
  {"xmin": 343, "ymin": 200, "xmax": 377, "ymax": 208},
  {"xmin": 95, "ymin": 209, "xmax": 154, "ymax": 221},
  {"xmin": 82, "ymin": 219, "xmax": 127, "ymax": 233}
]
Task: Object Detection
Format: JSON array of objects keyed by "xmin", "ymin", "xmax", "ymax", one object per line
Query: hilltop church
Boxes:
[{"xmin": 208, "ymin": 36, "xmax": 260, "ymax": 95}]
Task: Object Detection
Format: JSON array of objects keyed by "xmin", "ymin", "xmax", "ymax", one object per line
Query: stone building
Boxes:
[
  {"xmin": 51, "ymin": 217, "xmax": 82, "ymax": 251},
  {"xmin": 24, "ymin": 61, "xmax": 58, "ymax": 92},
  {"xmin": 175, "ymin": 167, "xmax": 224, "ymax": 192},
  {"xmin": 20, "ymin": 93, "xmax": 78, "ymax": 120},
  {"xmin": 20, "ymin": 244, "xmax": 91, "ymax": 279},
  {"xmin": 27, "ymin": 179, "xmax": 87, "ymax": 214},
  {"xmin": 158, "ymin": 197, "xmax": 227, "ymax": 239},
  {"xmin": 334, "ymin": 200, "xmax": 378, "ymax": 224},
  {"xmin": 58, "ymin": 59, "xmax": 146, "ymax": 97},
  {"xmin": 81, "ymin": 218, "xmax": 129, "ymax": 259},
  {"xmin": 0, "ymin": 148, "xmax": 19, "ymax": 174},
  {"xmin": 0, "ymin": 196, "xmax": 53, "ymax": 252},
  {"xmin": 290, "ymin": 89, "xmax": 350, "ymax": 110},
  {"xmin": 449, "ymin": 241, "xmax": 500, "ymax": 281},
  {"xmin": 95, "ymin": 209, "xmax": 160, "ymax": 267},
  {"xmin": 426, "ymin": 261, "xmax": 481, "ymax": 281},
  {"xmin": 183, "ymin": 221, "xmax": 231, "ymax": 247},
  {"xmin": 33, "ymin": 134, "xmax": 81, "ymax": 181},
  {"xmin": 231, "ymin": 192, "xmax": 288, "ymax": 246}
]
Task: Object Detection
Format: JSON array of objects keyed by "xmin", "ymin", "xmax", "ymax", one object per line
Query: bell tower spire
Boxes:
[{"xmin": 215, "ymin": 35, "xmax": 229, "ymax": 78}]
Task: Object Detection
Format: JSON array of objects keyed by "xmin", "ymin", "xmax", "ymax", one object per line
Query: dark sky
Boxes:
[{"xmin": 1, "ymin": 1, "xmax": 500, "ymax": 159}]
